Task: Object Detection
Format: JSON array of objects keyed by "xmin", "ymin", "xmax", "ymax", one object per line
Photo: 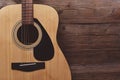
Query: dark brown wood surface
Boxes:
[{"xmin": 1, "ymin": 0, "xmax": 120, "ymax": 80}]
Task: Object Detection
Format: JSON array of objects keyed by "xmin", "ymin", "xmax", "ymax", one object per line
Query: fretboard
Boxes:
[{"xmin": 22, "ymin": 0, "xmax": 33, "ymax": 25}]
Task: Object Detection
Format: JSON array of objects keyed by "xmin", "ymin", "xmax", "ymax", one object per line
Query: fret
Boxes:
[
  {"xmin": 22, "ymin": 10, "xmax": 33, "ymax": 12},
  {"xmin": 22, "ymin": 21, "xmax": 33, "ymax": 22},
  {"xmin": 22, "ymin": 16, "xmax": 33, "ymax": 18},
  {"xmin": 22, "ymin": 0, "xmax": 32, "ymax": 3},
  {"xmin": 22, "ymin": 12, "xmax": 33, "ymax": 14},
  {"xmin": 22, "ymin": 14, "xmax": 33, "ymax": 17},
  {"xmin": 22, "ymin": 22, "xmax": 33, "ymax": 24},
  {"xmin": 22, "ymin": 5, "xmax": 33, "ymax": 8},
  {"xmin": 22, "ymin": 11, "xmax": 33, "ymax": 13},
  {"xmin": 23, "ymin": 16, "xmax": 32, "ymax": 20},
  {"xmin": 22, "ymin": 0, "xmax": 33, "ymax": 25},
  {"xmin": 22, "ymin": 20, "xmax": 33, "ymax": 22},
  {"xmin": 23, "ymin": 3, "xmax": 33, "ymax": 6},
  {"xmin": 22, "ymin": 13, "xmax": 33, "ymax": 15},
  {"xmin": 22, "ymin": 19, "xmax": 33, "ymax": 21},
  {"xmin": 22, "ymin": 2, "xmax": 33, "ymax": 4},
  {"xmin": 22, "ymin": 5, "xmax": 32, "ymax": 7},
  {"xmin": 23, "ymin": 17, "xmax": 33, "ymax": 18},
  {"xmin": 22, "ymin": 8, "xmax": 33, "ymax": 10}
]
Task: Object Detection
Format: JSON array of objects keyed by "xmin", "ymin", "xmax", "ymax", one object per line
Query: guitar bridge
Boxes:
[{"xmin": 12, "ymin": 62, "xmax": 45, "ymax": 72}]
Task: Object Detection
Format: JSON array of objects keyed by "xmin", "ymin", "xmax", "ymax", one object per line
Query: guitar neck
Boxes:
[{"xmin": 22, "ymin": 0, "xmax": 33, "ymax": 25}]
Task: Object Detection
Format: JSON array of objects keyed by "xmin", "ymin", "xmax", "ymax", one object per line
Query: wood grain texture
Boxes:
[{"xmin": 1, "ymin": 0, "xmax": 120, "ymax": 80}]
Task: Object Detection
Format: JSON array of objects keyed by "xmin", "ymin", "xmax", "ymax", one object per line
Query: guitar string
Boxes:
[
  {"xmin": 21, "ymin": 2, "xmax": 34, "ymax": 61},
  {"xmin": 22, "ymin": 0, "xmax": 33, "ymax": 46}
]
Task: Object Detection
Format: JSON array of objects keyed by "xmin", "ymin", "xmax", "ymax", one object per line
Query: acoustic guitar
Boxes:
[{"xmin": 0, "ymin": 0, "xmax": 71, "ymax": 80}]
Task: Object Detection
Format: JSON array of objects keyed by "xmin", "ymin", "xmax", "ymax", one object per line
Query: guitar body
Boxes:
[{"xmin": 0, "ymin": 4, "xmax": 71, "ymax": 80}]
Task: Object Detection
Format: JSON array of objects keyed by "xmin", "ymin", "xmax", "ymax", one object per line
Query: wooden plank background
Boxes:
[{"xmin": 1, "ymin": 0, "xmax": 120, "ymax": 80}]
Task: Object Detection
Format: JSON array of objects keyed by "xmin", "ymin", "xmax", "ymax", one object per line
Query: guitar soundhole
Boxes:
[
  {"xmin": 17, "ymin": 24, "xmax": 39, "ymax": 45},
  {"xmin": 13, "ymin": 22, "xmax": 42, "ymax": 49}
]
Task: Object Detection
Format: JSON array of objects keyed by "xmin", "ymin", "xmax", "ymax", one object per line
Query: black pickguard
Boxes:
[{"xmin": 33, "ymin": 19, "xmax": 54, "ymax": 61}]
